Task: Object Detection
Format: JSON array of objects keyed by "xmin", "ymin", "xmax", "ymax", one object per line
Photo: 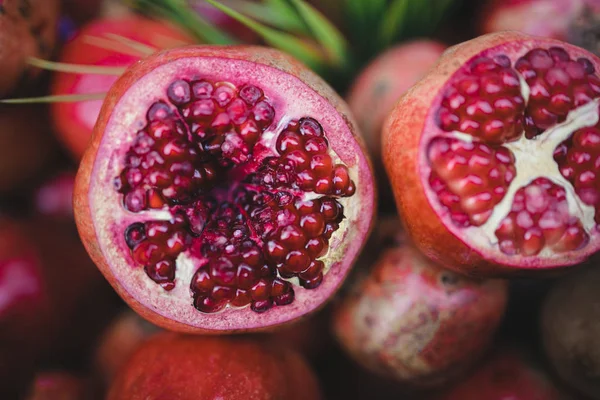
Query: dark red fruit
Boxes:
[
  {"xmin": 384, "ymin": 32, "xmax": 600, "ymax": 275},
  {"xmin": 0, "ymin": 0, "xmax": 59, "ymax": 96},
  {"xmin": 541, "ymin": 264, "xmax": 600, "ymax": 399},
  {"xmin": 434, "ymin": 348, "xmax": 564, "ymax": 400},
  {"xmin": 107, "ymin": 333, "xmax": 323, "ymax": 400},
  {"xmin": 74, "ymin": 45, "xmax": 375, "ymax": 333}
]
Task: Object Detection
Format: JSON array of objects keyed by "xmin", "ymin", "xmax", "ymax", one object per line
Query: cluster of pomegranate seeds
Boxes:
[
  {"xmin": 428, "ymin": 137, "xmax": 516, "ymax": 227},
  {"xmin": 495, "ymin": 178, "xmax": 589, "ymax": 255},
  {"xmin": 554, "ymin": 123, "xmax": 600, "ymax": 223},
  {"xmin": 515, "ymin": 47, "xmax": 600, "ymax": 137},
  {"xmin": 116, "ymin": 78, "xmax": 355, "ymax": 313},
  {"xmin": 437, "ymin": 55, "xmax": 525, "ymax": 143},
  {"xmin": 259, "ymin": 118, "xmax": 357, "ymax": 196},
  {"xmin": 124, "ymin": 213, "xmax": 192, "ymax": 290},
  {"xmin": 429, "ymin": 45, "xmax": 600, "ymax": 257}
]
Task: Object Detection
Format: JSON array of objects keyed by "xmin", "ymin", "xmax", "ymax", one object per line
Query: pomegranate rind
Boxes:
[
  {"xmin": 51, "ymin": 16, "xmax": 193, "ymax": 160},
  {"xmin": 333, "ymin": 243, "xmax": 507, "ymax": 385},
  {"xmin": 75, "ymin": 45, "xmax": 375, "ymax": 333},
  {"xmin": 383, "ymin": 32, "xmax": 600, "ymax": 275},
  {"xmin": 107, "ymin": 333, "xmax": 323, "ymax": 400}
]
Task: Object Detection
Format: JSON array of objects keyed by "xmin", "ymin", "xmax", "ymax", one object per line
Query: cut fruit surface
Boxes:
[
  {"xmin": 75, "ymin": 45, "xmax": 374, "ymax": 332},
  {"xmin": 384, "ymin": 32, "xmax": 600, "ymax": 274}
]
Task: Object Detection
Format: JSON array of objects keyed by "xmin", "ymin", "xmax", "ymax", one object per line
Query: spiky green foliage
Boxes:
[{"xmin": 127, "ymin": 0, "xmax": 459, "ymax": 89}]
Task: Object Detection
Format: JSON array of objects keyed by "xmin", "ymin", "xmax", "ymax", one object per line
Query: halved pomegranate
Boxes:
[
  {"xmin": 74, "ymin": 45, "xmax": 375, "ymax": 333},
  {"xmin": 383, "ymin": 32, "xmax": 600, "ymax": 275}
]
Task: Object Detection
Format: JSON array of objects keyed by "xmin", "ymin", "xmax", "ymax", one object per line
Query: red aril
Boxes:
[
  {"xmin": 434, "ymin": 348, "xmax": 563, "ymax": 400},
  {"xmin": 0, "ymin": 0, "xmax": 59, "ymax": 97},
  {"xmin": 107, "ymin": 333, "xmax": 323, "ymax": 400},
  {"xmin": 74, "ymin": 45, "xmax": 375, "ymax": 333},
  {"xmin": 333, "ymin": 222, "xmax": 507, "ymax": 386},
  {"xmin": 383, "ymin": 32, "xmax": 600, "ymax": 275},
  {"xmin": 480, "ymin": 0, "xmax": 600, "ymax": 55},
  {"xmin": 51, "ymin": 15, "xmax": 193, "ymax": 159}
]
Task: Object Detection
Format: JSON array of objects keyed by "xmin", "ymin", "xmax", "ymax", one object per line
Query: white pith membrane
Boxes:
[
  {"xmin": 88, "ymin": 55, "xmax": 372, "ymax": 330},
  {"xmin": 422, "ymin": 44, "xmax": 600, "ymax": 267}
]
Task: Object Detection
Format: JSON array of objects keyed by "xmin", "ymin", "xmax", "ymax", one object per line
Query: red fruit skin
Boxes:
[
  {"xmin": 74, "ymin": 45, "xmax": 375, "ymax": 333},
  {"xmin": 434, "ymin": 349, "xmax": 564, "ymax": 400},
  {"xmin": 51, "ymin": 15, "xmax": 193, "ymax": 159},
  {"xmin": 348, "ymin": 40, "xmax": 447, "ymax": 168},
  {"xmin": 382, "ymin": 31, "xmax": 600, "ymax": 276},
  {"xmin": 107, "ymin": 333, "xmax": 323, "ymax": 400},
  {"xmin": 94, "ymin": 311, "xmax": 162, "ymax": 385},
  {"xmin": 480, "ymin": 0, "xmax": 600, "ymax": 54},
  {"xmin": 333, "ymin": 240, "xmax": 508, "ymax": 386},
  {"xmin": 34, "ymin": 171, "xmax": 76, "ymax": 220},
  {"xmin": 0, "ymin": 0, "xmax": 59, "ymax": 96},
  {"xmin": 24, "ymin": 371, "xmax": 90, "ymax": 400},
  {"xmin": 0, "ymin": 105, "xmax": 59, "ymax": 193}
]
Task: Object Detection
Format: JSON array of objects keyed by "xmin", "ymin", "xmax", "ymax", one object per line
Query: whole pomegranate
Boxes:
[
  {"xmin": 383, "ymin": 31, "xmax": 600, "ymax": 275},
  {"xmin": 74, "ymin": 45, "xmax": 375, "ymax": 333},
  {"xmin": 434, "ymin": 349, "xmax": 564, "ymax": 400},
  {"xmin": 541, "ymin": 264, "xmax": 600, "ymax": 399},
  {"xmin": 480, "ymin": 0, "xmax": 600, "ymax": 55},
  {"xmin": 347, "ymin": 40, "xmax": 446, "ymax": 171},
  {"xmin": 0, "ymin": 104, "xmax": 59, "ymax": 193},
  {"xmin": 0, "ymin": 0, "xmax": 59, "ymax": 96},
  {"xmin": 107, "ymin": 333, "xmax": 323, "ymax": 400},
  {"xmin": 333, "ymin": 225, "xmax": 508, "ymax": 386},
  {"xmin": 51, "ymin": 15, "xmax": 193, "ymax": 159}
]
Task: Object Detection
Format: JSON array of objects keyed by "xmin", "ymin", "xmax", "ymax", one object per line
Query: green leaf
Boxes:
[
  {"xmin": 287, "ymin": 0, "xmax": 350, "ymax": 68},
  {"xmin": 126, "ymin": 0, "xmax": 238, "ymax": 44},
  {"xmin": 378, "ymin": 0, "xmax": 410, "ymax": 48},
  {"xmin": 203, "ymin": 0, "xmax": 327, "ymax": 71},
  {"xmin": 220, "ymin": 0, "xmax": 310, "ymax": 34}
]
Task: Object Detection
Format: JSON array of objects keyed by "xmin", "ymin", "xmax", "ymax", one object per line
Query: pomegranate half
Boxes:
[
  {"xmin": 383, "ymin": 32, "xmax": 600, "ymax": 275},
  {"xmin": 74, "ymin": 45, "xmax": 375, "ymax": 333}
]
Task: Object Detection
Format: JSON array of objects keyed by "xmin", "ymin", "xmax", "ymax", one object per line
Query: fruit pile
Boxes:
[{"xmin": 1, "ymin": 0, "xmax": 599, "ymax": 399}]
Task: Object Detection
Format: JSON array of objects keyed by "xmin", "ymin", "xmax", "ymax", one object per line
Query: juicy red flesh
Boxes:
[
  {"xmin": 495, "ymin": 177, "xmax": 589, "ymax": 256},
  {"xmin": 428, "ymin": 137, "xmax": 516, "ymax": 227},
  {"xmin": 429, "ymin": 45, "xmax": 600, "ymax": 257},
  {"xmin": 115, "ymin": 78, "xmax": 355, "ymax": 313},
  {"xmin": 515, "ymin": 47, "xmax": 600, "ymax": 138},
  {"xmin": 554, "ymin": 123, "xmax": 600, "ymax": 223},
  {"xmin": 437, "ymin": 54, "xmax": 525, "ymax": 144}
]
